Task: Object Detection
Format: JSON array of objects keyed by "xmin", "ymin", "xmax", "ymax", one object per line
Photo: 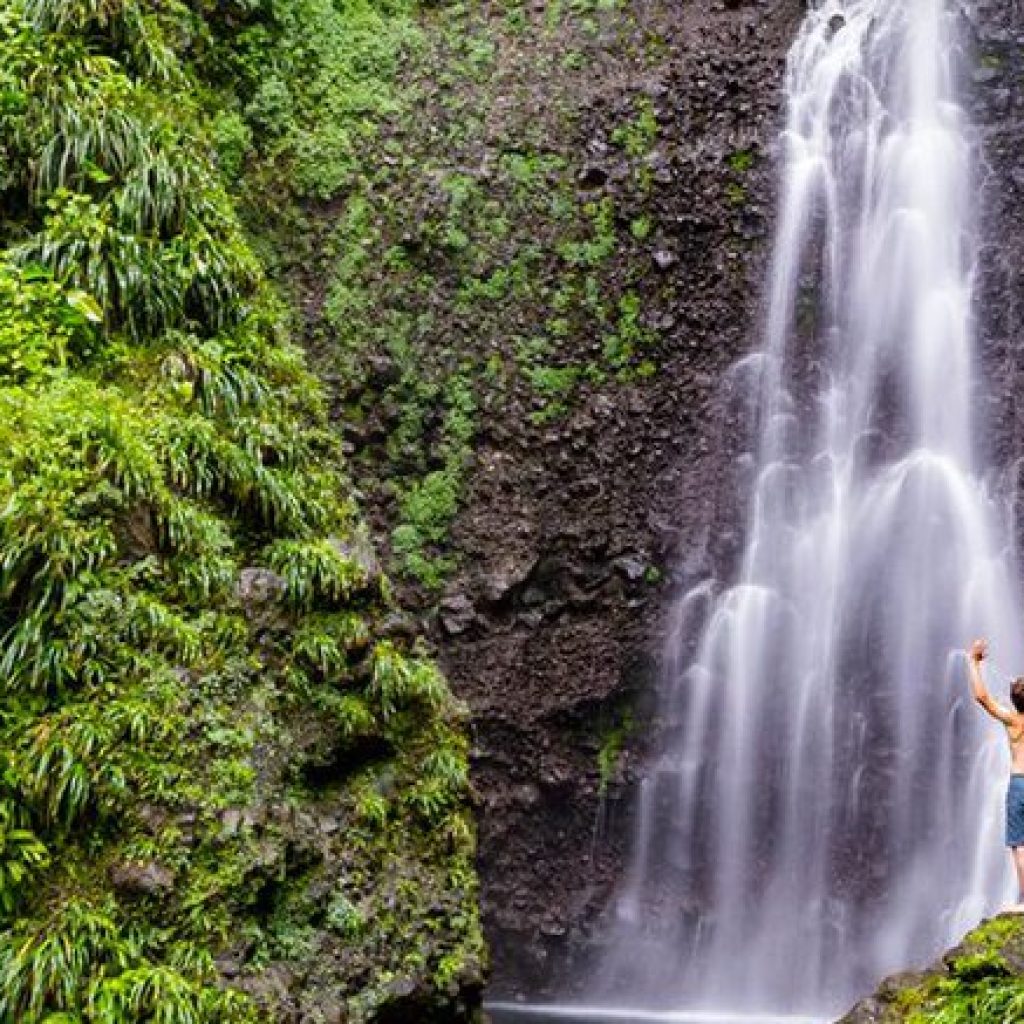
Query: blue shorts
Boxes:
[{"xmin": 1007, "ymin": 775, "xmax": 1024, "ymax": 847}]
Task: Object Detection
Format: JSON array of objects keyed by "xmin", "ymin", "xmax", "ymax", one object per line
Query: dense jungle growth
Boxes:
[{"xmin": 0, "ymin": 1, "xmax": 483, "ymax": 1020}]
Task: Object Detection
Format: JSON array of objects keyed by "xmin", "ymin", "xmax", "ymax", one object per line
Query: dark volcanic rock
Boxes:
[
  {"xmin": 969, "ymin": 0, "xmax": 1024, "ymax": 547},
  {"xmin": 295, "ymin": 0, "xmax": 803, "ymax": 1003},
  {"xmin": 440, "ymin": 591, "xmax": 477, "ymax": 634},
  {"xmin": 446, "ymin": 0, "xmax": 1024, "ymax": 1000},
  {"xmin": 237, "ymin": 567, "xmax": 286, "ymax": 605},
  {"xmin": 330, "ymin": 532, "xmax": 383, "ymax": 583},
  {"xmin": 110, "ymin": 860, "xmax": 176, "ymax": 896}
]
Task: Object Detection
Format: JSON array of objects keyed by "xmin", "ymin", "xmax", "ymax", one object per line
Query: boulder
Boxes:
[
  {"xmin": 330, "ymin": 532, "xmax": 382, "ymax": 583},
  {"xmin": 237, "ymin": 567, "xmax": 286, "ymax": 605},
  {"xmin": 110, "ymin": 860, "xmax": 175, "ymax": 896},
  {"xmin": 478, "ymin": 548, "xmax": 539, "ymax": 604},
  {"xmin": 440, "ymin": 592, "xmax": 477, "ymax": 635}
]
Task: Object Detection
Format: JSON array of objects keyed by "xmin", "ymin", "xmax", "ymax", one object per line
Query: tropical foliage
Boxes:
[{"xmin": 0, "ymin": 0, "xmax": 482, "ymax": 1020}]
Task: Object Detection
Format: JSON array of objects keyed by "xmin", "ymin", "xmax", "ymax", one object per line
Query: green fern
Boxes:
[
  {"xmin": 16, "ymin": 695, "xmax": 174, "ymax": 826},
  {"xmin": 0, "ymin": 897, "xmax": 133, "ymax": 1021},
  {"xmin": 264, "ymin": 538, "xmax": 367, "ymax": 608},
  {"xmin": 0, "ymin": 802, "xmax": 48, "ymax": 918},
  {"xmin": 293, "ymin": 620, "xmax": 345, "ymax": 678},
  {"xmin": 25, "ymin": 0, "xmax": 176, "ymax": 79},
  {"xmin": 369, "ymin": 641, "xmax": 449, "ymax": 718},
  {"xmin": 156, "ymin": 500, "xmax": 233, "ymax": 558},
  {"xmin": 86, "ymin": 964, "xmax": 258, "ymax": 1024}
]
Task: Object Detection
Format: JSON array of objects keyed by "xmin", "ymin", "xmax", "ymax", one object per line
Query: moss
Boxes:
[
  {"xmin": 611, "ymin": 95, "xmax": 659, "ymax": 158},
  {"xmin": 389, "ymin": 372, "xmax": 476, "ymax": 590},
  {"xmin": 728, "ymin": 147, "xmax": 756, "ymax": 173},
  {"xmin": 842, "ymin": 917, "xmax": 1024, "ymax": 1024},
  {"xmin": 597, "ymin": 712, "xmax": 634, "ymax": 796},
  {"xmin": 725, "ymin": 181, "xmax": 747, "ymax": 206},
  {"xmin": 631, "ymin": 215, "xmax": 652, "ymax": 240}
]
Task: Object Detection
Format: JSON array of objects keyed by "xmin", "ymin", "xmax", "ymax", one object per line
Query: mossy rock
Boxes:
[{"xmin": 837, "ymin": 914, "xmax": 1024, "ymax": 1024}]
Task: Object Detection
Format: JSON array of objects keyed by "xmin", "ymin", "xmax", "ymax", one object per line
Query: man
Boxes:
[{"xmin": 969, "ymin": 638, "xmax": 1024, "ymax": 907}]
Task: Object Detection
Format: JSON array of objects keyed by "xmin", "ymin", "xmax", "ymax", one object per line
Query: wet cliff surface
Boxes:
[
  {"xmin": 442, "ymin": 0, "xmax": 1024, "ymax": 1001},
  {"xmin": 971, "ymin": 0, "xmax": 1024, "ymax": 507},
  {"xmin": 434, "ymin": 0, "xmax": 802, "ymax": 998}
]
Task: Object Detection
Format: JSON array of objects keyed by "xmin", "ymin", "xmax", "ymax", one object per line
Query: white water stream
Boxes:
[{"xmin": 596, "ymin": 0, "xmax": 1023, "ymax": 1014}]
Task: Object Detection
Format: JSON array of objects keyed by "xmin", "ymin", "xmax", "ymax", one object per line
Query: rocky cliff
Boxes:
[
  {"xmin": 432, "ymin": 0, "xmax": 1024, "ymax": 1001},
  {"xmin": 10, "ymin": 0, "xmax": 1021, "ymax": 1018},
  {"xmin": 970, "ymin": 0, "xmax": 1024, "ymax": 509},
  {"xmin": 433, "ymin": 0, "xmax": 803, "ymax": 997}
]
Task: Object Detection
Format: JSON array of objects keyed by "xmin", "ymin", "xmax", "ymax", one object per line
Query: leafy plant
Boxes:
[
  {"xmin": 0, "ymin": 2, "xmax": 481, "ymax": 1020},
  {"xmin": 265, "ymin": 538, "xmax": 368, "ymax": 609},
  {"xmin": 0, "ymin": 262, "xmax": 100, "ymax": 380},
  {"xmin": 369, "ymin": 642, "xmax": 448, "ymax": 718},
  {"xmin": 0, "ymin": 802, "xmax": 48, "ymax": 918}
]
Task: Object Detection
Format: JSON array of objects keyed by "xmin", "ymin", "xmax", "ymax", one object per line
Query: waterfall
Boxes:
[{"xmin": 596, "ymin": 0, "xmax": 1024, "ymax": 1013}]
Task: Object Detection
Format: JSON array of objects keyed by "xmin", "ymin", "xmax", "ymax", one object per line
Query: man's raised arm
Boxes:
[{"xmin": 969, "ymin": 638, "xmax": 1016, "ymax": 726}]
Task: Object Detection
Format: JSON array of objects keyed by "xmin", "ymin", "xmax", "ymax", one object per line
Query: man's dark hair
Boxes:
[{"xmin": 1012, "ymin": 678, "xmax": 1024, "ymax": 714}]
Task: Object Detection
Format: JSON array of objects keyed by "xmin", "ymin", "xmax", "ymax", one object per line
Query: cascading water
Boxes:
[{"xmin": 596, "ymin": 0, "xmax": 1024, "ymax": 1014}]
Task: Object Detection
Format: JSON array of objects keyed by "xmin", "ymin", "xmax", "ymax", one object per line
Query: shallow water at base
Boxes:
[{"xmin": 486, "ymin": 1003, "xmax": 822, "ymax": 1024}]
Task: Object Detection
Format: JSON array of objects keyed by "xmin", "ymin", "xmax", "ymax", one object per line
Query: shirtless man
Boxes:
[{"xmin": 968, "ymin": 638, "xmax": 1024, "ymax": 906}]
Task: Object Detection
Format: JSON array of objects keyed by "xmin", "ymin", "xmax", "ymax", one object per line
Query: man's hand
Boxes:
[{"xmin": 968, "ymin": 637, "xmax": 1015, "ymax": 725}]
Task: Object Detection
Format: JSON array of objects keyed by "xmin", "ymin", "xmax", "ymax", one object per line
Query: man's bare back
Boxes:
[{"xmin": 1006, "ymin": 720, "xmax": 1024, "ymax": 774}]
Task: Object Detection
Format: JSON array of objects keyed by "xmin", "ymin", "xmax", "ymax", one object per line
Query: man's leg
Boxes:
[{"xmin": 1012, "ymin": 847, "xmax": 1024, "ymax": 904}]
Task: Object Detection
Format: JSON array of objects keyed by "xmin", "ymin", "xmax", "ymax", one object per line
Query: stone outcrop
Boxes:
[{"xmin": 838, "ymin": 914, "xmax": 1024, "ymax": 1024}]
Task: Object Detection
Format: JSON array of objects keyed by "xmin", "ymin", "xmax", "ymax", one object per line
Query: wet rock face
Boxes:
[
  {"xmin": 431, "ymin": 0, "xmax": 804, "ymax": 1000},
  {"xmin": 109, "ymin": 860, "xmax": 176, "ymax": 896},
  {"xmin": 431, "ymin": 0, "xmax": 1024, "ymax": 1003},
  {"xmin": 969, "ymin": 0, "xmax": 1024, "ymax": 520}
]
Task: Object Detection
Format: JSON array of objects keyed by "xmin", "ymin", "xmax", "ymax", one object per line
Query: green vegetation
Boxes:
[
  {"xmin": 728, "ymin": 148, "xmax": 756, "ymax": 173},
  {"xmin": 612, "ymin": 96, "xmax": 659, "ymax": 158},
  {"xmin": 725, "ymin": 181, "xmax": 747, "ymax": 206},
  {"xmin": 390, "ymin": 374, "xmax": 476, "ymax": 588},
  {"xmin": 0, "ymin": 0, "xmax": 483, "ymax": 1020},
  {"xmin": 597, "ymin": 712, "xmax": 634, "ymax": 796},
  {"xmin": 218, "ymin": 0, "xmax": 674, "ymax": 591},
  {"xmin": 905, "ymin": 918, "xmax": 1024, "ymax": 1024},
  {"xmin": 849, "ymin": 916, "xmax": 1024, "ymax": 1024},
  {"xmin": 724, "ymin": 148, "xmax": 755, "ymax": 207},
  {"xmin": 216, "ymin": 0, "xmax": 421, "ymax": 202}
]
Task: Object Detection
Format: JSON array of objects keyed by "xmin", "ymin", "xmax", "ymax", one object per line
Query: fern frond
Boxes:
[{"xmin": 264, "ymin": 538, "xmax": 367, "ymax": 609}]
